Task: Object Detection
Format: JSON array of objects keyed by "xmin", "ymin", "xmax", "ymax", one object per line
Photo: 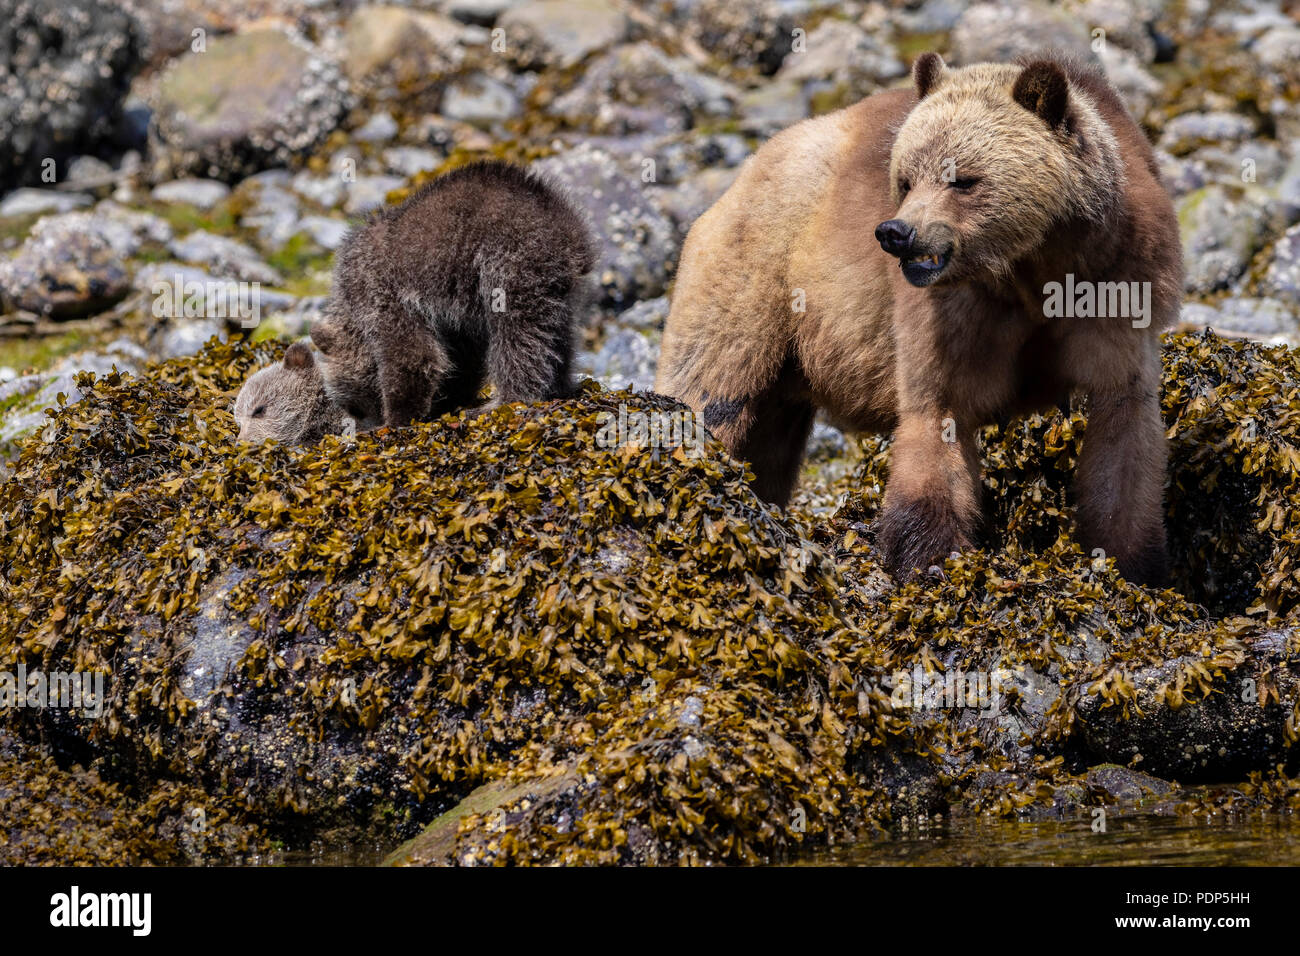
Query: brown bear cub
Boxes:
[
  {"xmin": 311, "ymin": 160, "xmax": 594, "ymax": 431},
  {"xmin": 656, "ymin": 53, "xmax": 1182, "ymax": 585},
  {"xmin": 234, "ymin": 342, "xmax": 350, "ymax": 443},
  {"xmin": 234, "ymin": 160, "xmax": 594, "ymax": 443}
]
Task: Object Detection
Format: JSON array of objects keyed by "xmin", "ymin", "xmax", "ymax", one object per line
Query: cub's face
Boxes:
[
  {"xmin": 234, "ymin": 343, "xmax": 332, "ymax": 443},
  {"xmin": 880, "ymin": 55, "xmax": 1089, "ymax": 288}
]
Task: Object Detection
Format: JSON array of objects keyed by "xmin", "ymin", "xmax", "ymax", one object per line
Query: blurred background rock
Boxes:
[{"xmin": 3, "ymin": 0, "xmax": 1300, "ymax": 465}]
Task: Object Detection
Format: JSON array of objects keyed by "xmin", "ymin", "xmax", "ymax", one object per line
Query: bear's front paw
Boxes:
[{"xmin": 875, "ymin": 496, "xmax": 970, "ymax": 582}]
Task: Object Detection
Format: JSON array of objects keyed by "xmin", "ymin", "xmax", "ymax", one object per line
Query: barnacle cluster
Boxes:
[
  {"xmin": 0, "ymin": 329, "xmax": 1297, "ymax": 865},
  {"xmin": 0, "ymin": 729, "xmax": 269, "ymax": 865}
]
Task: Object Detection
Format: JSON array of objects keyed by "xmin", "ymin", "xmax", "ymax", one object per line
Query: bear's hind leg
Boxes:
[
  {"xmin": 704, "ymin": 365, "xmax": 816, "ymax": 507},
  {"xmin": 1074, "ymin": 371, "xmax": 1169, "ymax": 586},
  {"xmin": 429, "ymin": 332, "xmax": 488, "ymax": 417},
  {"xmin": 485, "ymin": 293, "xmax": 577, "ymax": 406}
]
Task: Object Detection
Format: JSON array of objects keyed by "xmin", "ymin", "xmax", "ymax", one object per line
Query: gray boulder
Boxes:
[
  {"xmin": 776, "ymin": 19, "xmax": 906, "ymax": 95},
  {"xmin": 577, "ymin": 326, "xmax": 659, "ymax": 392},
  {"xmin": 149, "ymin": 28, "xmax": 350, "ymax": 182},
  {"xmin": 0, "ymin": 217, "xmax": 130, "ymax": 318},
  {"xmin": 549, "ymin": 42, "xmax": 738, "ymax": 136},
  {"xmin": 168, "ymin": 231, "xmax": 283, "ymax": 286},
  {"xmin": 681, "ymin": 0, "xmax": 799, "ymax": 76},
  {"xmin": 533, "ymin": 144, "xmax": 678, "ymax": 308},
  {"xmin": 440, "ymin": 74, "xmax": 523, "ymax": 126},
  {"xmin": 498, "ymin": 0, "xmax": 629, "ymax": 69},
  {"xmin": 1178, "ymin": 185, "xmax": 1269, "ymax": 294},
  {"xmin": 0, "ymin": 189, "xmax": 93, "ymax": 218},
  {"xmin": 1261, "ymin": 224, "xmax": 1300, "ymax": 308},
  {"xmin": 341, "ymin": 5, "xmax": 469, "ymax": 98},
  {"xmin": 151, "ymin": 178, "xmax": 232, "ymax": 209},
  {"xmin": 0, "ymin": 0, "xmax": 143, "ymax": 192},
  {"xmin": 951, "ymin": 0, "xmax": 1094, "ymax": 65}
]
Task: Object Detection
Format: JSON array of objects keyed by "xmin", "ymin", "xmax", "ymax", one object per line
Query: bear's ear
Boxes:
[
  {"xmin": 310, "ymin": 322, "xmax": 335, "ymax": 354},
  {"xmin": 284, "ymin": 342, "xmax": 315, "ymax": 370},
  {"xmin": 1012, "ymin": 60, "xmax": 1069, "ymax": 128},
  {"xmin": 913, "ymin": 52, "xmax": 947, "ymax": 98}
]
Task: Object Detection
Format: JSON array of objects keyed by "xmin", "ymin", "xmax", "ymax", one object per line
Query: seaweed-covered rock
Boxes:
[
  {"xmin": 0, "ymin": 730, "xmax": 268, "ymax": 865},
  {"xmin": 0, "ymin": 340, "xmax": 147, "ymax": 461},
  {"xmin": 3, "ymin": 330, "xmax": 1300, "ymax": 865},
  {"xmin": 1076, "ymin": 628, "xmax": 1299, "ymax": 780},
  {"xmin": 0, "ymin": 339, "xmax": 922, "ymax": 856}
]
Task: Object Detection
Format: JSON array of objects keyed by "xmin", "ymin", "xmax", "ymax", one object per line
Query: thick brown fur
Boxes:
[
  {"xmin": 311, "ymin": 160, "xmax": 595, "ymax": 430},
  {"xmin": 655, "ymin": 52, "xmax": 1182, "ymax": 586},
  {"xmin": 233, "ymin": 343, "xmax": 351, "ymax": 443}
]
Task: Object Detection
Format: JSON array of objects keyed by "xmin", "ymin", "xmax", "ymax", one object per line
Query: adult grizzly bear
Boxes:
[{"xmin": 655, "ymin": 53, "xmax": 1182, "ymax": 584}]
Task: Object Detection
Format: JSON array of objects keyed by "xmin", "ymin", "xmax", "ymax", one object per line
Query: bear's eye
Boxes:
[
  {"xmin": 951, "ymin": 177, "xmax": 979, "ymax": 191},
  {"xmin": 252, "ymin": 406, "xmax": 266, "ymax": 418},
  {"xmin": 898, "ymin": 179, "xmax": 911, "ymax": 195}
]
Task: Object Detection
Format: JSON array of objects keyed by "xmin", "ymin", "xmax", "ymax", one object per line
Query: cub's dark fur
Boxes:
[{"xmin": 311, "ymin": 160, "xmax": 595, "ymax": 429}]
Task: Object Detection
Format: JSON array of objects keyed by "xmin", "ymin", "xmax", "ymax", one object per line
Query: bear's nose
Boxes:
[{"xmin": 875, "ymin": 219, "xmax": 916, "ymax": 257}]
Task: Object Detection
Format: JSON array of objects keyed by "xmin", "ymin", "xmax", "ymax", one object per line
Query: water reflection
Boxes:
[{"xmin": 800, "ymin": 814, "xmax": 1300, "ymax": 866}]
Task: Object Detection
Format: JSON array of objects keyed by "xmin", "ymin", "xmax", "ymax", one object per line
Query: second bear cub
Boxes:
[{"xmin": 310, "ymin": 160, "xmax": 595, "ymax": 430}]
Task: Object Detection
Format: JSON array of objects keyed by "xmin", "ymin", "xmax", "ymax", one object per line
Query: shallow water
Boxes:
[
  {"xmin": 275, "ymin": 812, "xmax": 1300, "ymax": 866},
  {"xmin": 799, "ymin": 813, "xmax": 1300, "ymax": 866}
]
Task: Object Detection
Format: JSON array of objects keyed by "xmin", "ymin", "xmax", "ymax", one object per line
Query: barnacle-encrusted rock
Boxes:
[
  {"xmin": 0, "ymin": 0, "xmax": 144, "ymax": 192},
  {"xmin": 0, "ymin": 730, "xmax": 268, "ymax": 865},
  {"xmin": 0, "ymin": 219, "xmax": 131, "ymax": 318},
  {"xmin": 148, "ymin": 28, "xmax": 350, "ymax": 182},
  {"xmin": 2, "ymin": 330, "xmax": 1299, "ymax": 865},
  {"xmin": 532, "ymin": 144, "xmax": 678, "ymax": 309}
]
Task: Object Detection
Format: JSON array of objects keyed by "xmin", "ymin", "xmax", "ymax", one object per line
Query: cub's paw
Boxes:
[
  {"xmin": 875, "ymin": 496, "xmax": 970, "ymax": 582},
  {"xmin": 459, "ymin": 399, "xmax": 502, "ymax": 420}
]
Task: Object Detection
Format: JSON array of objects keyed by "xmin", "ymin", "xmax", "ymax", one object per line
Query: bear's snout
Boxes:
[{"xmin": 875, "ymin": 219, "xmax": 916, "ymax": 257}]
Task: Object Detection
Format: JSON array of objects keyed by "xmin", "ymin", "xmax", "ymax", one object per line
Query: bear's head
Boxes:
[
  {"xmin": 233, "ymin": 342, "xmax": 352, "ymax": 444},
  {"xmin": 878, "ymin": 52, "xmax": 1123, "ymax": 288}
]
